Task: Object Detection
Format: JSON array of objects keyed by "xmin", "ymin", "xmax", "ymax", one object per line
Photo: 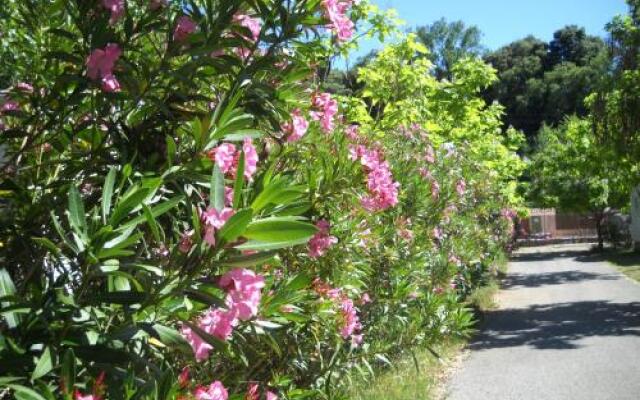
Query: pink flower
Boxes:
[
  {"xmin": 0, "ymin": 101, "xmax": 19, "ymax": 114},
  {"xmin": 201, "ymin": 207, "xmax": 235, "ymax": 246},
  {"xmin": 181, "ymin": 324, "xmax": 213, "ymax": 362},
  {"xmin": 321, "ymin": 0, "xmax": 355, "ymax": 42},
  {"xmin": 246, "ymin": 383, "xmax": 259, "ymax": 400},
  {"xmin": 239, "ymin": 137, "xmax": 258, "ymax": 181},
  {"xmin": 86, "ymin": 44, "xmax": 122, "ymax": 92},
  {"xmin": 74, "ymin": 391, "xmax": 98, "ymax": 400},
  {"xmin": 178, "ymin": 231, "xmax": 193, "ymax": 253},
  {"xmin": 310, "ymin": 93, "xmax": 338, "ymax": 133},
  {"xmin": 179, "ymin": 367, "xmax": 190, "ymax": 388},
  {"xmin": 351, "ymin": 334, "xmax": 364, "ymax": 347},
  {"xmin": 283, "ymin": 109, "xmax": 309, "ymax": 142},
  {"xmin": 432, "ymin": 227, "xmax": 443, "ymax": 240},
  {"xmin": 360, "ymin": 292, "xmax": 371, "ymax": 304},
  {"xmin": 345, "ymin": 124, "xmax": 359, "ymax": 140},
  {"xmin": 456, "ymin": 179, "xmax": 466, "ymax": 196},
  {"xmin": 194, "ymin": 381, "xmax": 228, "ymax": 400},
  {"xmin": 174, "ymin": 16, "xmax": 197, "ymax": 42},
  {"xmin": 149, "ymin": 0, "xmax": 167, "ymax": 10},
  {"xmin": 201, "ymin": 308, "xmax": 237, "ymax": 340},
  {"xmin": 266, "ymin": 391, "xmax": 278, "ymax": 400},
  {"xmin": 431, "ymin": 180, "xmax": 440, "ymax": 200},
  {"xmin": 102, "ymin": 0, "xmax": 124, "ymax": 24},
  {"xmin": 224, "ymin": 186, "xmax": 234, "ymax": 206},
  {"xmin": 101, "ymin": 74, "xmax": 121, "ymax": 93},
  {"xmin": 308, "ymin": 220, "xmax": 338, "ymax": 258},
  {"xmin": 425, "ymin": 145, "xmax": 435, "ymax": 163},
  {"xmin": 202, "ymin": 207, "xmax": 235, "ymax": 230},
  {"xmin": 15, "ymin": 82, "xmax": 34, "ymax": 93},
  {"xmin": 220, "ymin": 268, "xmax": 265, "ymax": 321},
  {"xmin": 339, "ymin": 298, "xmax": 361, "ymax": 339},
  {"xmin": 233, "ymin": 14, "xmax": 262, "ymax": 42},
  {"xmin": 210, "ymin": 143, "xmax": 237, "ymax": 173}
]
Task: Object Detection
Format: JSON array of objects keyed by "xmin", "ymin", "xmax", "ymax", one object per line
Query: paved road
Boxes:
[{"xmin": 446, "ymin": 244, "xmax": 640, "ymax": 400}]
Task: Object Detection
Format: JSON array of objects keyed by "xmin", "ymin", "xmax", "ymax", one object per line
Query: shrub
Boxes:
[{"xmin": 0, "ymin": 1, "xmax": 522, "ymax": 399}]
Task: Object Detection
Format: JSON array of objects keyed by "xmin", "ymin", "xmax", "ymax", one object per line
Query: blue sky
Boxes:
[{"xmin": 341, "ymin": 0, "xmax": 629, "ymax": 66}]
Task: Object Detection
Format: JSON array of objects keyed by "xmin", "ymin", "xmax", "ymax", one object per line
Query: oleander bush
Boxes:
[{"xmin": 0, "ymin": 1, "xmax": 523, "ymax": 399}]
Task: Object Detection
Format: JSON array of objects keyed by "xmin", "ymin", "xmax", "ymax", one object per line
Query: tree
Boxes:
[
  {"xmin": 528, "ymin": 117, "xmax": 632, "ymax": 249},
  {"xmin": 589, "ymin": 0, "xmax": 640, "ymax": 162},
  {"xmin": 484, "ymin": 27, "xmax": 608, "ymax": 140},
  {"xmin": 414, "ymin": 18, "xmax": 484, "ymax": 81}
]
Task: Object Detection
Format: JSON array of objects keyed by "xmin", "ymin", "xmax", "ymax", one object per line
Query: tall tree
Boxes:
[
  {"xmin": 484, "ymin": 26, "xmax": 608, "ymax": 140},
  {"xmin": 414, "ymin": 18, "xmax": 484, "ymax": 81},
  {"xmin": 589, "ymin": 0, "xmax": 640, "ymax": 162}
]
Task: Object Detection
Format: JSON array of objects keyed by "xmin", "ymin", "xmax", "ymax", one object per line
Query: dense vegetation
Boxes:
[{"xmin": 0, "ymin": 1, "xmax": 521, "ymax": 399}]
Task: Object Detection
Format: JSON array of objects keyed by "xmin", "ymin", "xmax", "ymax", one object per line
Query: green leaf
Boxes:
[
  {"xmin": 149, "ymin": 324, "xmax": 193, "ymax": 356},
  {"xmin": 96, "ymin": 291, "xmax": 145, "ymax": 305},
  {"xmin": 233, "ymin": 150, "xmax": 245, "ymax": 209},
  {"xmin": 223, "ymin": 251, "xmax": 277, "ymax": 267},
  {"xmin": 0, "ymin": 268, "xmax": 19, "ymax": 328},
  {"xmin": 5, "ymin": 385, "xmax": 47, "ymax": 400},
  {"xmin": 31, "ymin": 237, "xmax": 61, "ymax": 255},
  {"xmin": 234, "ymin": 237, "xmax": 312, "ymax": 251},
  {"xmin": 210, "ymin": 164, "xmax": 225, "ymax": 211},
  {"xmin": 244, "ymin": 219, "xmax": 317, "ymax": 242},
  {"xmin": 60, "ymin": 349, "xmax": 75, "ymax": 394},
  {"xmin": 142, "ymin": 204, "xmax": 162, "ymax": 243},
  {"xmin": 31, "ymin": 347, "xmax": 53, "ymax": 381},
  {"xmin": 217, "ymin": 209, "xmax": 252, "ymax": 243},
  {"xmin": 120, "ymin": 196, "xmax": 183, "ymax": 230},
  {"xmin": 110, "ymin": 187, "xmax": 151, "ymax": 226},
  {"xmin": 102, "ymin": 167, "xmax": 117, "ymax": 224},
  {"xmin": 67, "ymin": 185, "xmax": 86, "ymax": 235}
]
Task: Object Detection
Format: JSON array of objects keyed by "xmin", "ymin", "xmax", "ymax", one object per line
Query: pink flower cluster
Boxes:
[
  {"xmin": 233, "ymin": 14, "xmax": 262, "ymax": 42},
  {"xmin": 86, "ymin": 43, "xmax": 122, "ymax": 93},
  {"xmin": 312, "ymin": 279, "xmax": 364, "ymax": 346},
  {"xmin": 194, "ymin": 381, "xmax": 228, "ymax": 400},
  {"xmin": 246, "ymin": 383, "xmax": 278, "ymax": 400},
  {"xmin": 182, "ymin": 268, "xmax": 265, "ymax": 362},
  {"xmin": 310, "ymin": 92, "xmax": 338, "ymax": 133},
  {"xmin": 102, "ymin": 0, "xmax": 124, "ymax": 24},
  {"xmin": 208, "ymin": 138, "xmax": 259, "ymax": 181},
  {"xmin": 0, "ymin": 100, "xmax": 19, "ymax": 114},
  {"xmin": 282, "ymin": 109, "xmax": 309, "ymax": 142},
  {"xmin": 308, "ymin": 220, "xmax": 338, "ymax": 258},
  {"xmin": 201, "ymin": 207, "xmax": 235, "ymax": 247},
  {"xmin": 339, "ymin": 298, "xmax": 363, "ymax": 345},
  {"xmin": 321, "ymin": 0, "xmax": 355, "ymax": 42},
  {"xmin": 350, "ymin": 145, "xmax": 399, "ymax": 212},
  {"xmin": 174, "ymin": 16, "xmax": 197, "ymax": 42}
]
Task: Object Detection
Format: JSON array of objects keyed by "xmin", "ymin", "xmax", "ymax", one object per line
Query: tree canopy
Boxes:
[
  {"xmin": 414, "ymin": 18, "xmax": 484, "ymax": 81},
  {"xmin": 484, "ymin": 26, "xmax": 608, "ymax": 139}
]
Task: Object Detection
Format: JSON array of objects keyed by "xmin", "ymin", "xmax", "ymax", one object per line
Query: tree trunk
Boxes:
[{"xmin": 595, "ymin": 211, "xmax": 605, "ymax": 251}]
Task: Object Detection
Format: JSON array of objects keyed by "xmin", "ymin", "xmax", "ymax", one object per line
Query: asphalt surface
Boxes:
[{"xmin": 446, "ymin": 244, "xmax": 640, "ymax": 400}]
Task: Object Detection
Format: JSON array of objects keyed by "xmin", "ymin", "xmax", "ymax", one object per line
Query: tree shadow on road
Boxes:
[
  {"xmin": 469, "ymin": 301, "xmax": 640, "ymax": 351},
  {"xmin": 511, "ymin": 249, "xmax": 595, "ymax": 262},
  {"xmin": 501, "ymin": 270, "xmax": 618, "ymax": 289}
]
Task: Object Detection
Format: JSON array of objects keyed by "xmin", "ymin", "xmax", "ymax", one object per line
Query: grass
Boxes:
[
  {"xmin": 347, "ymin": 340, "xmax": 465, "ymax": 400},
  {"xmin": 467, "ymin": 281, "xmax": 500, "ymax": 311},
  {"xmin": 604, "ymin": 248, "xmax": 640, "ymax": 283}
]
